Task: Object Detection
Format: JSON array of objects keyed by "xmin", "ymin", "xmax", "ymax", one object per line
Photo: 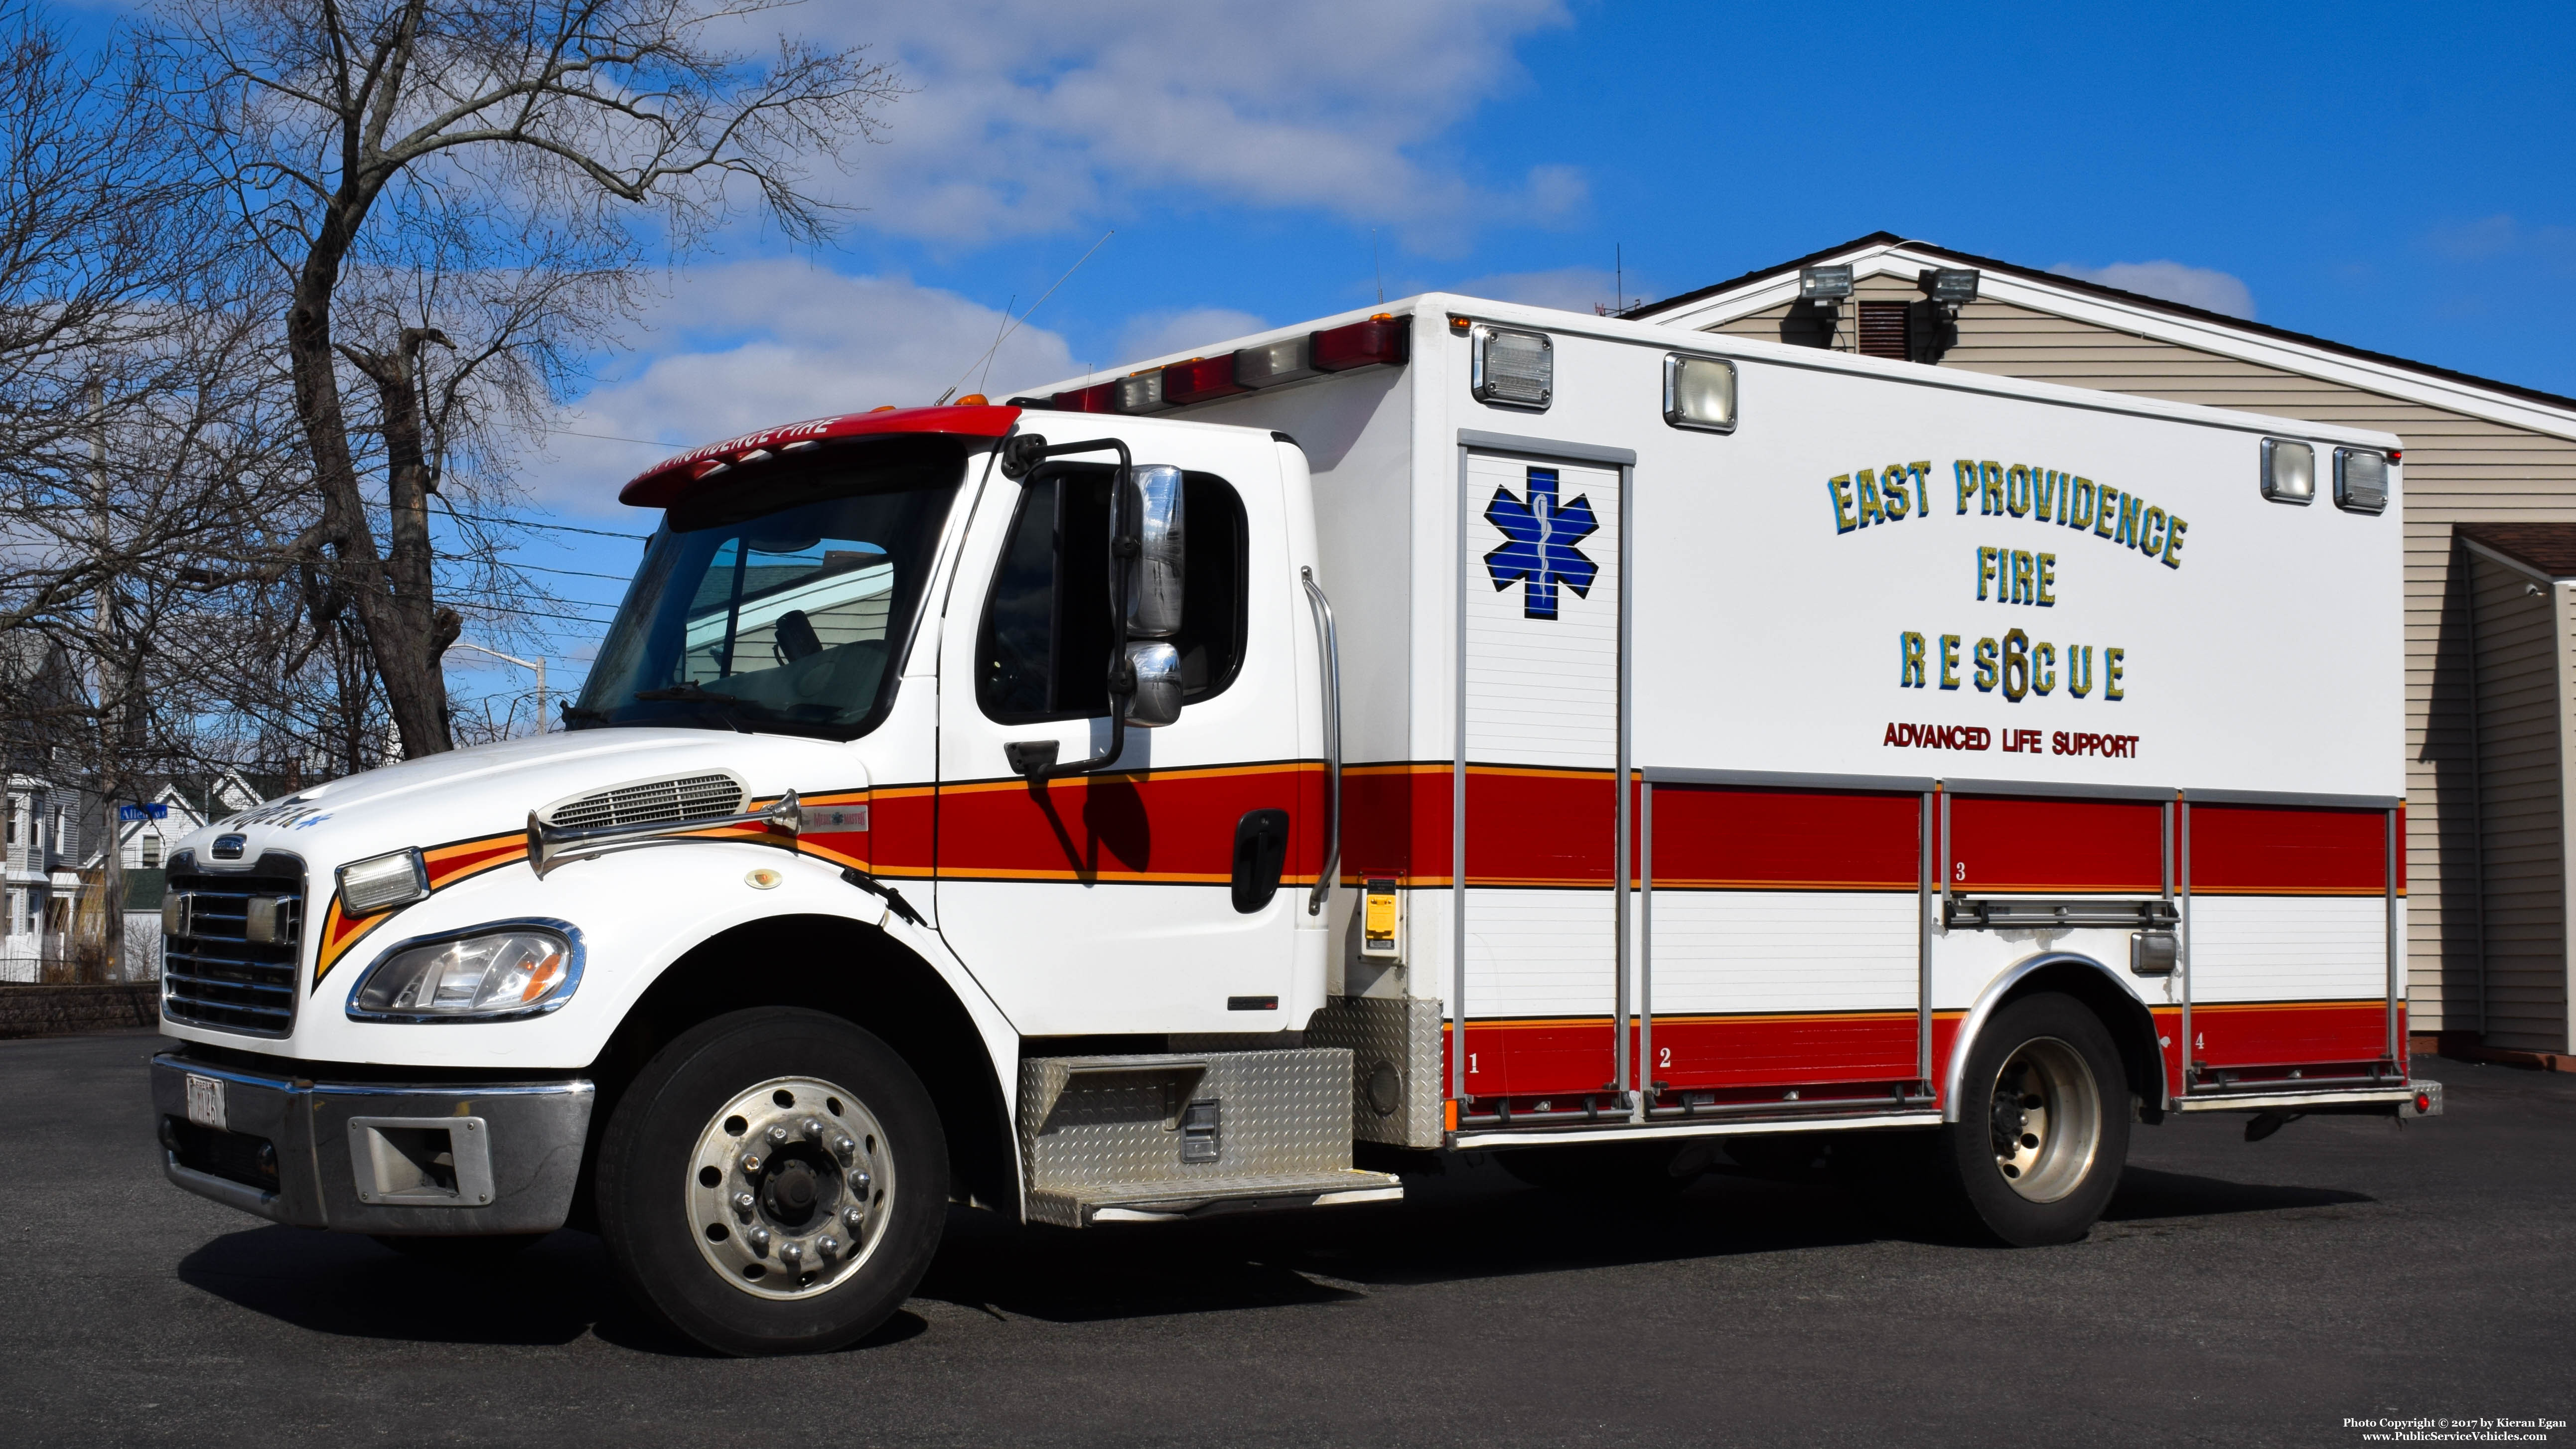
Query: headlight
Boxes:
[
  {"xmin": 339, "ymin": 849, "xmax": 429, "ymax": 914},
  {"xmin": 347, "ymin": 923, "xmax": 581, "ymax": 1021}
]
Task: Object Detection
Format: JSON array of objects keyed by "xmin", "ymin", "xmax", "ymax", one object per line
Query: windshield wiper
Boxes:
[
  {"xmin": 559, "ymin": 702, "xmax": 610, "ymax": 727},
  {"xmin": 634, "ymin": 682, "xmax": 752, "ymax": 732},
  {"xmin": 634, "ymin": 683, "xmax": 742, "ymax": 703}
]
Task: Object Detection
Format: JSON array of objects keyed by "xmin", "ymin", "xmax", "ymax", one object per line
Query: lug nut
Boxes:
[
  {"xmin": 732, "ymin": 1191, "xmax": 755, "ymax": 1219},
  {"xmin": 842, "ymin": 1205, "xmax": 865, "ymax": 1232},
  {"xmin": 849, "ymin": 1169, "xmax": 871, "ymax": 1197},
  {"xmin": 832, "ymin": 1135, "xmax": 857, "ymax": 1159},
  {"xmin": 817, "ymin": 1235, "xmax": 841, "ymax": 1260},
  {"xmin": 745, "ymin": 1225, "xmax": 771, "ymax": 1255},
  {"xmin": 780, "ymin": 1241, "xmax": 804, "ymax": 1267},
  {"xmin": 740, "ymin": 1153, "xmax": 763, "ymax": 1175},
  {"xmin": 801, "ymin": 1118, "xmax": 826, "ymax": 1140},
  {"xmin": 766, "ymin": 1124, "xmax": 790, "ymax": 1147}
]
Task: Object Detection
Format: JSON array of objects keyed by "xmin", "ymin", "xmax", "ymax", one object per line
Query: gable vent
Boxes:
[
  {"xmin": 546, "ymin": 773, "xmax": 744, "ymax": 831},
  {"xmin": 1858, "ymin": 301, "xmax": 1911, "ymax": 360}
]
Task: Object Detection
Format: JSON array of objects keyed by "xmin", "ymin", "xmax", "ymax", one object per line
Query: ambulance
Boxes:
[{"xmin": 148, "ymin": 294, "xmax": 2438, "ymax": 1355}]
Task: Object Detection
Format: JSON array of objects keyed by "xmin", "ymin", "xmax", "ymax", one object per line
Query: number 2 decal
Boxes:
[{"xmin": 1658, "ymin": 1045, "xmax": 1672, "ymax": 1068}]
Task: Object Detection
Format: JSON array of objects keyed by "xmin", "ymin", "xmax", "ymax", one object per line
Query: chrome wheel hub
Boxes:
[
  {"xmin": 687, "ymin": 1075, "xmax": 892, "ymax": 1300},
  {"xmin": 1986, "ymin": 1036, "xmax": 2102, "ymax": 1204}
]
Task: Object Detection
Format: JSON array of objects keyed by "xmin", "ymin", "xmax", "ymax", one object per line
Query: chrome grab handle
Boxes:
[
  {"xmin": 528, "ymin": 789, "xmax": 804, "ymax": 878},
  {"xmin": 1301, "ymin": 567, "xmax": 1341, "ymax": 916}
]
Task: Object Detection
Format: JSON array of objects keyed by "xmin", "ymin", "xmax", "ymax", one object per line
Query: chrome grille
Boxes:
[
  {"xmin": 547, "ymin": 772, "xmax": 743, "ymax": 830},
  {"xmin": 162, "ymin": 852, "xmax": 303, "ymax": 1037}
]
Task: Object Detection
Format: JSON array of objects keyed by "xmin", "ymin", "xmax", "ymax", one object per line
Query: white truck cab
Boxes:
[{"xmin": 152, "ymin": 296, "xmax": 2439, "ymax": 1355}]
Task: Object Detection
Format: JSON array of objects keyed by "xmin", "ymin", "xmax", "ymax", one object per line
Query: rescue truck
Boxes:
[{"xmin": 149, "ymin": 294, "xmax": 2441, "ymax": 1355}]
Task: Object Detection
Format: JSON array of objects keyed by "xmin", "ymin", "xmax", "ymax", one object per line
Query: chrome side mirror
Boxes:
[
  {"xmin": 1124, "ymin": 464, "xmax": 1185, "ymax": 638},
  {"xmin": 1122, "ymin": 640, "xmax": 1182, "ymax": 727}
]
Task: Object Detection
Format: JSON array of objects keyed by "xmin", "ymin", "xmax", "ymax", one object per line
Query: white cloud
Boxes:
[
  {"xmin": 1113, "ymin": 307, "xmax": 1268, "ymax": 365},
  {"xmin": 1449, "ymin": 265, "xmax": 1632, "ymax": 314},
  {"xmin": 2424, "ymin": 214, "xmax": 2576, "ymax": 272},
  {"xmin": 2048, "ymin": 260, "xmax": 2256, "ymax": 319},
  {"xmin": 531, "ymin": 261, "xmax": 1076, "ymax": 510},
  {"xmin": 784, "ymin": 0, "xmax": 1581, "ymax": 252}
]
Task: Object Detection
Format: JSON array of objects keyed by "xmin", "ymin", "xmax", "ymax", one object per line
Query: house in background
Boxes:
[
  {"xmin": 1630, "ymin": 234, "xmax": 2576, "ymax": 1064},
  {"xmin": 78, "ymin": 769, "xmax": 275, "ymax": 982}
]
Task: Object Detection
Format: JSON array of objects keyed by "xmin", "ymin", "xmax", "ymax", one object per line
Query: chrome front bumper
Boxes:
[{"xmin": 149, "ymin": 1050, "xmax": 594, "ymax": 1236}]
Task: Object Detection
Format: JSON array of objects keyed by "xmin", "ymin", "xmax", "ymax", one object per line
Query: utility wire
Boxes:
[{"xmin": 432, "ymin": 504, "xmax": 651, "ymax": 541}]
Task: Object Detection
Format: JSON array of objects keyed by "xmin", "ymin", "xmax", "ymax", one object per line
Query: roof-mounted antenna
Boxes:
[
  {"xmin": 939, "ymin": 231, "xmax": 1116, "ymax": 404},
  {"xmin": 1373, "ymin": 229, "xmax": 1383, "ymax": 306}
]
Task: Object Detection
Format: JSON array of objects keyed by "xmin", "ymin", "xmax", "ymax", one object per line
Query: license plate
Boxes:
[{"xmin": 184, "ymin": 1073, "xmax": 227, "ymax": 1132}]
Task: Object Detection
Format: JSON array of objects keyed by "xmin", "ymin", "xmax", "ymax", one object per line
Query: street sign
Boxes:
[{"xmin": 118, "ymin": 803, "xmax": 169, "ymax": 822}]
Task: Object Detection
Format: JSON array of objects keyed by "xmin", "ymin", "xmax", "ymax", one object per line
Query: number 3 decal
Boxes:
[{"xmin": 1954, "ymin": 861, "xmax": 1967, "ymax": 881}]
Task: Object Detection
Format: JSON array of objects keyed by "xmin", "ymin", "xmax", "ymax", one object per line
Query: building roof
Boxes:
[
  {"xmin": 2456, "ymin": 524, "xmax": 2576, "ymax": 580},
  {"xmin": 1626, "ymin": 231, "xmax": 2576, "ymax": 439}
]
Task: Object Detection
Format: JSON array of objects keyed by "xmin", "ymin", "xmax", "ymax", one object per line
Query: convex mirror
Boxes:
[{"xmin": 1124, "ymin": 464, "xmax": 1185, "ymax": 638}]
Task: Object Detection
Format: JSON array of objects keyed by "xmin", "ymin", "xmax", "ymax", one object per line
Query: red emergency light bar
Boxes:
[
  {"xmin": 1024, "ymin": 315, "xmax": 1410, "ymax": 416},
  {"xmin": 619, "ymin": 403, "xmax": 1021, "ymax": 508}
]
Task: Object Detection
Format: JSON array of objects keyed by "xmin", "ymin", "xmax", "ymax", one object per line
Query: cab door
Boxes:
[{"xmin": 933, "ymin": 448, "xmax": 1311, "ymax": 1036}]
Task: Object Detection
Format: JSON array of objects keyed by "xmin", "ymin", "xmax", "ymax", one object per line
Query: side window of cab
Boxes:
[{"xmin": 977, "ymin": 465, "xmax": 1248, "ymax": 724}]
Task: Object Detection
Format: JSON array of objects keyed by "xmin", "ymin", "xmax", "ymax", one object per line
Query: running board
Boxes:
[
  {"xmin": 1041, "ymin": 1169, "xmax": 1404, "ymax": 1226},
  {"xmin": 2174, "ymin": 1082, "xmax": 2439, "ymax": 1116},
  {"xmin": 1451, "ymin": 1110, "xmax": 1942, "ymax": 1151}
]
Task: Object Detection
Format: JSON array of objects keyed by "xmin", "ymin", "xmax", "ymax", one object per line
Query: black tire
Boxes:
[
  {"xmin": 370, "ymin": 1232, "xmax": 546, "ymax": 1267},
  {"xmin": 594, "ymin": 1007, "xmax": 948, "ymax": 1356},
  {"xmin": 1925, "ymin": 991, "xmax": 2130, "ymax": 1246},
  {"xmin": 1497, "ymin": 1139, "xmax": 1713, "ymax": 1195}
]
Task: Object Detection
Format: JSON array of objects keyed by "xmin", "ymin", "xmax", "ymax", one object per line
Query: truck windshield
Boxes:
[{"xmin": 571, "ymin": 437, "xmax": 967, "ymax": 739}]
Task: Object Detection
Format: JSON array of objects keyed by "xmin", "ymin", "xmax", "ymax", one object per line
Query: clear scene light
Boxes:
[
  {"xmin": 2335, "ymin": 448, "xmax": 2389, "ymax": 515},
  {"xmin": 1111, "ymin": 371, "xmax": 1166, "ymax": 414},
  {"xmin": 349, "ymin": 926, "xmax": 579, "ymax": 1019},
  {"xmin": 1471, "ymin": 326, "xmax": 1553, "ymax": 409},
  {"xmin": 1664, "ymin": 354, "xmax": 1738, "ymax": 433},
  {"xmin": 338, "ymin": 848, "xmax": 429, "ymax": 914},
  {"xmin": 2261, "ymin": 438, "xmax": 2316, "ymax": 505}
]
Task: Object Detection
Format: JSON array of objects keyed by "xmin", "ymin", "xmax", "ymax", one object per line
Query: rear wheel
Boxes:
[
  {"xmin": 1927, "ymin": 992, "xmax": 2129, "ymax": 1245},
  {"xmin": 595, "ymin": 1007, "xmax": 947, "ymax": 1355}
]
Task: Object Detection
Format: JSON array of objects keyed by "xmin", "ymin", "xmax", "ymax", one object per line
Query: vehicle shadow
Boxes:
[
  {"xmin": 2101, "ymin": 1165, "xmax": 2374, "ymax": 1221},
  {"xmin": 173, "ymin": 1156, "xmax": 2377, "ymax": 1347},
  {"xmin": 173, "ymin": 1224, "xmax": 930, "ymax": 1356}
]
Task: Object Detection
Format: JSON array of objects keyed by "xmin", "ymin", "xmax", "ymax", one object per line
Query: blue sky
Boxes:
[{"xmin": 438, "ymin": 0, "xmax": 2576, "ymax": 718}]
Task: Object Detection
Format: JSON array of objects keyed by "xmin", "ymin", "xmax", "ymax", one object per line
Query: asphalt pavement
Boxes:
[{"xmin": 2, "ymin": 1030, "xmax": 2569, "ymax": 1448}]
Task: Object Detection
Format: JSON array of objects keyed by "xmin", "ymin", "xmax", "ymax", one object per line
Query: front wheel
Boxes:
[
  {"xmin": 1927, "ymin": 992, "xmax": 2130, "ymax": 1246},
  {"xmin": 594, "ymin": 1008, "xmax": 948, "ymax": 1355}
]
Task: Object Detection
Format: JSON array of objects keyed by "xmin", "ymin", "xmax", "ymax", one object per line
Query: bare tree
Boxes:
[{"xmin": 152, "ymin": 0, "xmax": 900, "ymax": 757}]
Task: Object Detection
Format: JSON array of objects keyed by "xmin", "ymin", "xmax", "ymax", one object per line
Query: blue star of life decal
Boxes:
[{"xmin": 1483, "ymin": 466, "xmax": 1599, "ymax": 619}]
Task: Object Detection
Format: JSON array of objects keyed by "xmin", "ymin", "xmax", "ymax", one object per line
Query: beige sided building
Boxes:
[{"xmin": 1631, "ymin": 234, "xmax": 2576, "ymax": 1063}]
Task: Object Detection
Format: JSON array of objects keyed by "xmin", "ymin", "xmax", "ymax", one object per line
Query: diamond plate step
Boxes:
[
  {"xmin": 1018, "ymin": 1048, "xmax": 1385, "ymax": 1228},
  {"xmin": 1033, "ymin": 1167, "xmax": 1404, "ymax": 1227}
]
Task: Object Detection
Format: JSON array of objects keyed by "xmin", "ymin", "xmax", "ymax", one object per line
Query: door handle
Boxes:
[
  {"xmin": 1004, "ymin": 740, "xmax": 1060, "ymax": 776},
  {"xmin": 1231, "ymin": 809, "xmax": 1290, "ymax": 914}
]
